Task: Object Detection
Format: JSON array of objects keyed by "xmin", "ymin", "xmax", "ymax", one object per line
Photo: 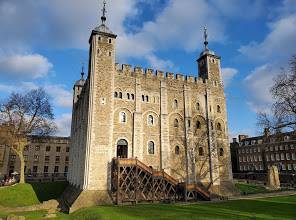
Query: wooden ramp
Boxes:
[{"xmin": 111, "ymin": 158, "xmax": 210, "ymax": 204}]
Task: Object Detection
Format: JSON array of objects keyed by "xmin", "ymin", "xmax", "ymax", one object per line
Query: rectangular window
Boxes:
[
  {"xmin": 44, "ymin": 166, "xmax": 48, "ymax": 173},
  {"xmin": 65, "ymin": 156, "xmax": 69, "ymax": 162},
  {"xmin": 66, "ymin": 147, "xmax": 70, "ymax": 152},
  {"xmin": 33, "ymin": 166, "xmax": 38, "ymax": 173},
  {"xmin": 64, "ymin": 166, "xmax": 68, "ymax": 173},
  {"xmin": 56, "ymin": 146, "xmax": 61, "ymax": 152},
  {"xmin": 258, "ymin": 147, "xmax": 261, "ymax": 152},
  {"xmin": 34, "ymin": 155, "xmax": 39, "ymax": 161},
  {"xmin": 24, "ymin": 146, "xmax": 29, "ymax": 151},
  {"xmin": 35, "ymin": 146, "xmax": 40, "ymax": 151},
  {"xmin": 46, "ymin": 146, "xmax": 51, "ymax": 152},
  {"xmin": 10, "ymin": 155, "xmax": 16, "ymax": 160},
  {"xmin": 55, "ymin": 156, "xmax": 60, "ymax": 163},
  {"xmin": 24, "ymin": 155, "xmax": 28, "ymax": 161},
  {"xmin": 292, "ymin": 153, "xmax": 296, "ymax": 160},
  {"xmin": 54, "ymin": 166, "xmax": 59, "ymax": 173},
  {"xmin": 286, "ymin": 153, "xmax": 291, "ymax": 160},
  {"xmin": 45, "ymin": 156, "xmax": 50, "ymax": 162}
]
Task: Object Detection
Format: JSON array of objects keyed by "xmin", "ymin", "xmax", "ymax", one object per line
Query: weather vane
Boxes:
[
  {"xmin": 80, "ymin": 60, "xmax": 85, "ymax": 78},
  {"xmin": 101, "ymin": 0, "xmax": 107, "ymax": 24},
  {"xmin": 203, "ymin": 27, "xmax": 209, "ymax": 50}
]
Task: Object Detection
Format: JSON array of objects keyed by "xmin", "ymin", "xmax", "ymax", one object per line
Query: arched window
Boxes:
[
  {"xmin": 148, "ymin": 115, "xmax": 154, "ymax": 125},
  {"xmin": 196, "ymin": 102, "xmax": 200, "ymax": 111},
  {"xmin": 219, "ymin": 148, "xmax": 224, "ymax": 157},
  {"xmin": 174, "ymin": 119, "xmax": 179, "ymax": 127},
  {"xmin": 119, "ymin": 92, "xmax": 122, "ymax": 99},
  {"xmin": 142, "ymin": 95, "xmax": 145, "ymax": 101},
  {"xmin": 217, "ymin": 105, "xmax": 221, "ymax": 113},
  {"xmin": 114, "ymin": 92, "xmax": 118, "ymax": 98},
  {"xmin": 146, "ymin": 95, "xmax": 149, "ymax": 102},
  {"xmin": 196, "ymin": 120, "xmax": 201, "ymax": 129},
  {"xmin": 199, "ymin": 147, "xmax": 204, "ymax": 156},
  {"xmin": 131, "ymin": 94, "xmax": 135, "ymax": 100},
  {"xmin": 173, "ymin": 99, "xmax": 178, "ymax": 109},
  {"xmin": 148, "ymin": 141, "xmax": 155, "ymax": 154},
  {"xmin": 127, "ymin": 93, "xmax": 130, "ymax": 100},
  {"xmin": 120, "ymin": 112, "xmax": 126, "ymax": 123},
  {"xmin": 217, "ymin": 122, "xmax": 222, "ymax": 131},
  {"xmin": 175, "ymin": 146, "xmax": 180, "ymax": 155}
]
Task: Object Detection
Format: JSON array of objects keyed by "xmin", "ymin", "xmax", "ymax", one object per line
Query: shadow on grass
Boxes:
[{"xmin": 30, "ymin": 181, "xmax": 68, "ymax": 202}]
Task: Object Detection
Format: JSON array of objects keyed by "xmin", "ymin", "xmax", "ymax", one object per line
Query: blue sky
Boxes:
[{"xmin": 0, "ymin": 0, "xmax": 296, "ymax": 137}]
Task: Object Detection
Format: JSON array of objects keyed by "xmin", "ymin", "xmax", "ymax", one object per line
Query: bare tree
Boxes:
[
  {"xmin": 0, "ymin": 89, "xmax": 56, "ymax": 183},
  {"xmin": 257, "ymin": 55, "xmax": 296, "ymax": 132}
]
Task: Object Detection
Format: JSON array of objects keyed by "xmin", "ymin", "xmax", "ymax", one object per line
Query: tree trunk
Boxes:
[{"xmin": 19, "ymin": 151, "xmax": 25, "ymax": 183}]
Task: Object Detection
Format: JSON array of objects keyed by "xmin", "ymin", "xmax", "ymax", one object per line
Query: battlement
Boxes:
[{"xmin": 115, "ymin": 63, "xmax": 207, "ymax": 85}]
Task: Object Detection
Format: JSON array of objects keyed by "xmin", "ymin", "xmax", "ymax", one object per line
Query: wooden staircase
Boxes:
[{"xmin": 111, "ymin": 158, "xmax": 211, "ymax": 204}]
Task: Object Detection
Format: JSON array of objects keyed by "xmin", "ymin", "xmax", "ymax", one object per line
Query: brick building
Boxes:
[
  {"xmin": 231, "ymin": 129, "xmax": 296, "ymax": 173},
  {"xmin": 0, "ymin": 136, "xmax": 70, "ymax": 181}
]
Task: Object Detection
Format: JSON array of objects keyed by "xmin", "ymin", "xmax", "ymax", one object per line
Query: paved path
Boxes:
[{"xmin": 228, "ymin": 190, "xmax": 296, "ymax": 201}]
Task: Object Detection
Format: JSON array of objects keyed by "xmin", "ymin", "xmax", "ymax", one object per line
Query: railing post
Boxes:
[
  {"xmin": 116, "ymin": 160, "xmax": 120, "ymax": 205},
  {"xmin": 135, "ymin": 159, "xmax": 138, "ymax": 204}
]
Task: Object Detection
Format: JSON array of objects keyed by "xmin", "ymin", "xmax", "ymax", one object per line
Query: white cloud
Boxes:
[
  {"xmin": 239, "ymin": 15, "xmax": 296, "ymax": 61},
  {"xmin": 221, "ymin": 67, "xmax": 238, "ymax": 87},
  {"xmin": 0, "ymin": 82, "xmax": 72, "ymax": 109},
  {"xmin": 44, "ymin": 85, "xmax": 73, "ymax": 108},
  {"xmin": 243, "ymin": 64, "xmax": 279, "ymax": 113},
  {"xmin": 55, "ymin": 113, "xmax": 72, "ymax": 137},
  {"xmin": 0, "ymin": 54, "xmax": 53, "ymax": 79},
  {"xmin": 145, "ymin": 54, "xmax": 174, "ymax": 71}
]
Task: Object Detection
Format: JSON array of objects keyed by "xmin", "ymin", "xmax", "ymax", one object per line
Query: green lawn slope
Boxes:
[{"xmin": 0, "ymin": 181, "xmax": 67, "ymax": 208}]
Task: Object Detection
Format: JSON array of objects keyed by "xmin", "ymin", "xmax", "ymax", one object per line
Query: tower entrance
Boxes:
[{"xmin": 116, "ymin": 139, "xmax": 128, "ymax": 158}]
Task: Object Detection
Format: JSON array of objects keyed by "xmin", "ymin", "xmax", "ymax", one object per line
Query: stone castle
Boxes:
[{"xmin": 67, "ymin": 2, "xmax": 233, "ymax": 209}]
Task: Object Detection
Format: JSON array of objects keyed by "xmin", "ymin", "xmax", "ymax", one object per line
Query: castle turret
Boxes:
[
  {"xmin": 197, "ymin": 28, "xmax": 222, "ymax": 86},
  {"xmin": 73, "ymin": 66, "xmax": 86, "ymax": 104}
]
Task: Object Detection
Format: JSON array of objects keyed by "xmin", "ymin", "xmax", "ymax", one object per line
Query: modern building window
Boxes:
[
  {"xmin": 34, "ymin": 155, "xmax": 39, "ymax": 161},
  {"xmin": 44, "ymin": 166, "xmax": 48, "ymax": 173},
  {"xmin": 45, "ymin": 156, "xmax": 50, "ymax": 162},
  {"xmin": 148, "ymin": 115, "xmax": 154, "ymax": 125},
  {"xmin": 148, "ymin": 141, "xmax": 155, "ymax": 154},
  {"xmin": 217, "ymin": 105, "xmax": 221, "ymax": 113},
  {"xmin": 33, "ymin": 166, "xmax": 38, "ymax": 173},
  {"xmin": 281, "ymin": 153, "xmax": 285, "ymax": 160},
  {"xmin": 174, "ymin": 119, "xmax": 179, "ymax": 128},
  {"xmin": 55, "ymin": 156, "xmax": 60, "ymax": 163},
  {"xmin": 64, "ymin": 166, "xmax": 68, "ymax": 173},
  {"xmin": 66, "ymin": 147, "xmax": 70, "ymax": 152},
  {"xmin": 173, "ymin": 99, "xmax": 178, "ymax": 109},
  {"xmin": 199, "ymin": 147, "xmax": 204, "ymax": 156},
  {"xmin": 56, "ymin": 146, "xmax": 61, "ymax": 152},
  {"xmin": 175, "ymin": 146, "xmax": 180, "ymax": 155},
  {"xmin": 219, "ymin": 148, "xmax": 224, "ymax": 157},
  {"xmin": 65, "ymin": 156, "xmax": 69, "ymax": 162},
  {"xmin": 46, "ymin": 146, "xmax": 51, "ymax": 152},
  {"xmin": 120, "ymin": 112, "xmax": 127, "ymax": 123},
  {"xmin": 54, "ymin": 166, "xmax": 59, "ymax": 173}
]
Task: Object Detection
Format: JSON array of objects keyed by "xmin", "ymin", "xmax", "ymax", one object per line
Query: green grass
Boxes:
[
  {"xmin": 235, "ymin": 183, "xmax": 270, "ymax": 195},
  {"xmin": 30, "ymin": 181, "xmax": 68, "ymax": 202},
  {"xmin": 0, "ymin": 210, "xmax": 48, "ymax": 220},
  {"xmin": 1, "ymin": 195, "xmax": 296, "ymax": 219},
  {"xmin": 0, "ymin": 181, "xmax": 67, "ymax": 207},
  {"xmin": 64, "ymin": 195, "xmax": 296, "ymax": 220}
]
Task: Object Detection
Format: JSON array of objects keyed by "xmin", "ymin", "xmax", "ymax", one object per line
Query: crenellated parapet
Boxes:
[{"xmin": 115, "ymin": 63, "xmax": 208, "ymax": 85}]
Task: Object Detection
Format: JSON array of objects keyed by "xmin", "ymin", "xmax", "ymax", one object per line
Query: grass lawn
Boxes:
[
  {"xmin": 0, "ymin": 181, "xmax": 67, "ymax": 207},
  {"xmin": 235, "ymin": 182, "xmax": 270, "ymax": 195},
  {"xmin": 1, "ymin": 195, "xmax": 296, "ymax": 219}
]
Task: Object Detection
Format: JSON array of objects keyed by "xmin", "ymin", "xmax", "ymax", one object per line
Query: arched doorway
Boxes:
[{"xmin": 117, "ymin": 139, "xmax": 128, "ymax": 158}]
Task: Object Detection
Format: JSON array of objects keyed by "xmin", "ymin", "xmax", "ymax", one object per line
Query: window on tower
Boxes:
[
  {"xmin": 109, "ymin": 39, "xmax": 112, "ymax": 44},
  {"xmin": 120, "ymin": 112, "xmax": 127, "ymax": 123}
]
